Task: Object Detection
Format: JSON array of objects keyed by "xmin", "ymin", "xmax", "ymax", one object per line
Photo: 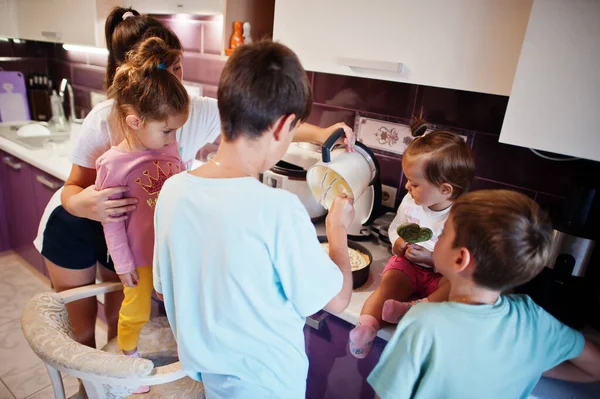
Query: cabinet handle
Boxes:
[
  {"xmin": 36, "ymin": 175, "xmax": 62, "ymax": 190},
  {"xmin": 2, "ymin": 156, "xmax": 22, "ymax": 170},
  {"xmin": 41, "ymin": 31, "xmax": 61, "ymax": 40},
  {"xmin": 339, "ymin": 57, "xmax": 403, "ymax": 73},
  {"xmin": 306, "ymin": 312, "xmax": 329, "ymax": 330}
]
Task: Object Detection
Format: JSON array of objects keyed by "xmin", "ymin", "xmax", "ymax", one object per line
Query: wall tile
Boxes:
[
  {"xmin": 73, "ymin": 85, "xmax": 92, "ymax": 110},
  {"xmin": 472, "ymin": 132, "xmax": 586, "ymax": 196},
  {"xmin": 48, "ymin": 60, "xmax": 72, "ymax": 89},
  {"xmin": 181, "ymin": 53, "xmax": 226, "ymax": 86},
  {"xmin": 10, "ymin": 40, "xmax": 52, "ymax": 58},
  {"xmin": 376, "ymin": 153, "xmax": 403, "ymax": 189},
  {"xmin": 312, "ymin": 72, "xmax": 417, "ymax": 119},
  {"xmin": 88, "ymin": 53, "xmax": 108, "ymax": 68},
  {"xmin": 306, "ymin": 103, "xmax": 355, "ymax": 129},
  {"xmin": 203, "ymin": 21, "xmax": 223, "ymax": 55},
  {"xmin": 161, "ymin": 18, "xmax": 203, "ymax": 53},
  {"xmin": 72, "ymin": 64, "xmax": 105, "ymax": 90},
  {"xmin": 0, "ymin": 59, "xmax": 48, "ymax": 76},
  {"xmin": 415, "ymin": 85, "xmax": 509, "ymax": 135},
  {"xmin": 0, "ymin": 40, "xmax": 12, "ymax": 56},
  {"xmin": 470, "ymin": 177, "xmax": 537, "ymax": 199}
]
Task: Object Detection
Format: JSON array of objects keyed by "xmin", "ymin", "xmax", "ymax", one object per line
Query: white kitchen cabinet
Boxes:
[
  {"xmin": 273, "ymin": 0, "xmax": 533, "ymax": 96},
  {"xmin": 0, "ymin": 0, "xmax": 19, "ymax": 38},
  {"xmin": 499, "ymin": 0, "xmax": 600, "ymax": 162},
  {"xmin": 15, "ymin": 0, "xmax": 124, "ymax": 47},
  {"xmin": 125, "ymin": 0, "xmax": 224, "ymax": 15},
  {"xmin": 16, "ymin": 0, "xmax": 97, "ymax": 45}
]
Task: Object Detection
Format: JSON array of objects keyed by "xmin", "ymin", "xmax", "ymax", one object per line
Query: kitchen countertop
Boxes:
[
  {"xmin": 315, "ymin": 223, "xmax": 397, "ymax": 341},
  {"xmin": 0, "ymin": 122, "xmax": 77, "ymax": 181},
  {"xmin": 0, "ymin": 125, "xmax": 205, "ymax": 182},
  {"xmin": 1, "ymin": 130, "xmax": 398, "ymax": 341}
]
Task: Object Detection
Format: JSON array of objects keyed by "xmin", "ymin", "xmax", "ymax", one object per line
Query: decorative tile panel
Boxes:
[{"xmin": 356, "ymin": 115, "xmax": 413, "ymax": 156}]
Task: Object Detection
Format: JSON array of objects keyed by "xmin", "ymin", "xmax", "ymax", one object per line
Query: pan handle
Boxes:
[{"xmin": 321, "ymin": 128, "xmax": 346, "ymax": 163}]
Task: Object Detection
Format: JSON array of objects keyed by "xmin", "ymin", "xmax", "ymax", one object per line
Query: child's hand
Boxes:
[
  {"xmin": 405, "ymin": 244, "xmax": 433, "ymax": 265},
  {"xmin": 119, "ymin": 270, "xmax": 139, "ymax": 287},
  {"xmin": 392, "ymin": 237, "xmax": 408, "ymax": 256},
  {"xmin": 327, "ymin": 194, "xmax": 355, "ymax": 230}
]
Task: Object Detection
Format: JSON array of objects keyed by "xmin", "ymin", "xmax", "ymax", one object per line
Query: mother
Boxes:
[{"xmin": 34, "ymin": 7, "xmax": 355, "ymax": 349}]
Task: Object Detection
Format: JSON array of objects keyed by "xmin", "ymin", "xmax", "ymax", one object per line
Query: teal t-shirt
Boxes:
[
  {"xmin": 368, "ymin": 295, "xmax": 585, "ymax": 399},
  {"xmin": 153, "ymin": 173, "xmax": 343, "ymax": 399}
]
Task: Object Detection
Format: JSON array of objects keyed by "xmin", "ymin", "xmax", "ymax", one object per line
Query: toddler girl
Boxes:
[
  {"xmin": 349, "ymin": 131, "xmax": 475, "ymax": 358},
  {"xmin": 95, "ymin": 37, "xmax": 189, "ymax": 392}
]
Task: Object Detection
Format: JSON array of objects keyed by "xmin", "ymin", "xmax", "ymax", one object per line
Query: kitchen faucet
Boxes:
[{"xmin": 59, "ymin": 78, "xmax": 85, "ymax": 124}]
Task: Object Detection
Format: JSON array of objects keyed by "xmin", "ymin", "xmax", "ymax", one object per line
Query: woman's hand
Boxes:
[
  {"xmin": 293, "ymin": 122, "xmax": 356, "ymax": 152},
  {"xmin": 62, "ymin": 164, "xmax": 138, "ymax": 222},
  {"xmin": 321, "ymin": 122, "xmax": 356, "ymax": 152},
  {"xmin": 66, "ymin": 185, "xmax": 138, "ymax": 223}
]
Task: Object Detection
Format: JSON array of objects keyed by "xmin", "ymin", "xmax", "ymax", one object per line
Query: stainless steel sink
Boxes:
[{"xmin": 0, "ymin": 122, "xmax": 70, "ymax": 150}]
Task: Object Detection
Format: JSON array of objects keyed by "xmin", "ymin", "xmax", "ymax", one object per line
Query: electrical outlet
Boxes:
[{"xmin": 381, "ymin": 185, "xmax": 398, "ymax": 208}]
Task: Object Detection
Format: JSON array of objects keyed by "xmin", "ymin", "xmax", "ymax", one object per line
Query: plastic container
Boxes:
[{"xmin": 48, "ymin": 90, "xmax": 68, "ymax": 132}]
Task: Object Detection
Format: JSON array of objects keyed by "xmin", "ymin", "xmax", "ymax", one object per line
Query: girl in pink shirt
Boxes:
[{"xmin": 95, "ymin": 36, "xmax": 189, "ymax": 393}]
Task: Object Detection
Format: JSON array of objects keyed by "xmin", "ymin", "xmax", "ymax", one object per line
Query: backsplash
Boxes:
[{"xmin": 2, "ymin": 36, "xmax": 600, "ymax": 217}]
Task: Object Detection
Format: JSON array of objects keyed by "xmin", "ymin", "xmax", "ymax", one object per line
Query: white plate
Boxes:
[{"xmin": 17, "ymin": 124, "xmax": 51, "ymax": 137}]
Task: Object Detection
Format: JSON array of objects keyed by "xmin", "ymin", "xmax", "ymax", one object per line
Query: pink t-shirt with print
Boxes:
[{"xmin": 95, "ymin": 143, "xmax": 183, "ymax": 274}]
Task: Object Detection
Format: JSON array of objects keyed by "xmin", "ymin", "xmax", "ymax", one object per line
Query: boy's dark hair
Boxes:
[
  {"xmin": 451, "ymin": 190, "xmax": 553, "ymax": 291},
  {"xmin": 105, "ymin": 7, "xmax": 182, "ymax": 88},
  {"xmin": 405, "ymin": 131, "xmax": 475, "ymax": 199},
  {"xmin": 217, "ymin": 40, "xmax": 312, "ymax": 141}
]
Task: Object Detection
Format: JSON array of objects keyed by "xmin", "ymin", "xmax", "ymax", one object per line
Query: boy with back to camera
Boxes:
[
  {"xmin": 153, "ymin": 40, "xmax": 355, "ymax": 399},
  {"xmin": 368, "ymin": 190, "xmax": 600, "ymax": 399}
]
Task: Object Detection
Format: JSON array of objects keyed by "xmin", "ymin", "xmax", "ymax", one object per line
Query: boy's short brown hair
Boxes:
[
  {"xmin": 405, "ymin": 131, "xmax": 475, "ymax": 199},
  {"xmin": 217, "ymin": 40, "xmax": 312, "ymax": 141},
  {"xmin": 451, "ymin": 190, "xmax": 553, "ymax": 291}
]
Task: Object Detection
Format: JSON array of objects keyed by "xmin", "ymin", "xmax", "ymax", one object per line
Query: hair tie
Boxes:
[
  {"xmin": 122, "ymin": 11, "xmax": 135, "ymax": 20},
  {"xmin": 157, "ymin": 62, "xmax": 167, "ymax": 70}
]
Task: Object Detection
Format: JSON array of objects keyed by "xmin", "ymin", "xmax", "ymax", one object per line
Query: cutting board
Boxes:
[{"xmin": 0, "ymin": 71, "xmax": 31, "ymax": 122}]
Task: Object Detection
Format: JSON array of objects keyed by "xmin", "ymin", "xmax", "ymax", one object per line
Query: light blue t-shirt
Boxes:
[
  {"xmin": 153, "ymin": 173, "xmax": 343, "ymax": 399},
  {"xmin": 368, "ymin": 295, "xmax": 585, "ymax": 399}
]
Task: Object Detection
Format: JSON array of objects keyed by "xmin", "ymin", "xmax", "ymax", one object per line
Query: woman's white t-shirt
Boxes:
[{"xmin": 33, "ymin": 96, "xmax": 221, "ymax": 251}]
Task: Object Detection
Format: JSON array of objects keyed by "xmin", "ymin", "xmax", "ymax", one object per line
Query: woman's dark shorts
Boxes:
[{"xmin": 41, "ymin": 205, "xmax": 115, "ymax": 271}]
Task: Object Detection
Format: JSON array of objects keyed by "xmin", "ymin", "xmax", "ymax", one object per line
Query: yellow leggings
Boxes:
[{"xmin": 118, "ymin": 266, "xmax": 153, "ymax": 351}]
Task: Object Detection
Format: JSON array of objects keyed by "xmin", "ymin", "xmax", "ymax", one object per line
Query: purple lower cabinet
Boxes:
[
  {"xmin": 1, "ymin": 153, "xmax": 45, "ymax": 275},
  {"xmin": 305, "ymin": 313, "xmax": 386, "ymax": 399},
  {"xmin": 0, "ymin": 151, "xmax": 11, "ymax": 252}
]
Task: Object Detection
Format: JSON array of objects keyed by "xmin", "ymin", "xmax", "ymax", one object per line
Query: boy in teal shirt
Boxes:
[{"xmin": 369, "ymin": 190, "xmax": 600, "ymax": 399}]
